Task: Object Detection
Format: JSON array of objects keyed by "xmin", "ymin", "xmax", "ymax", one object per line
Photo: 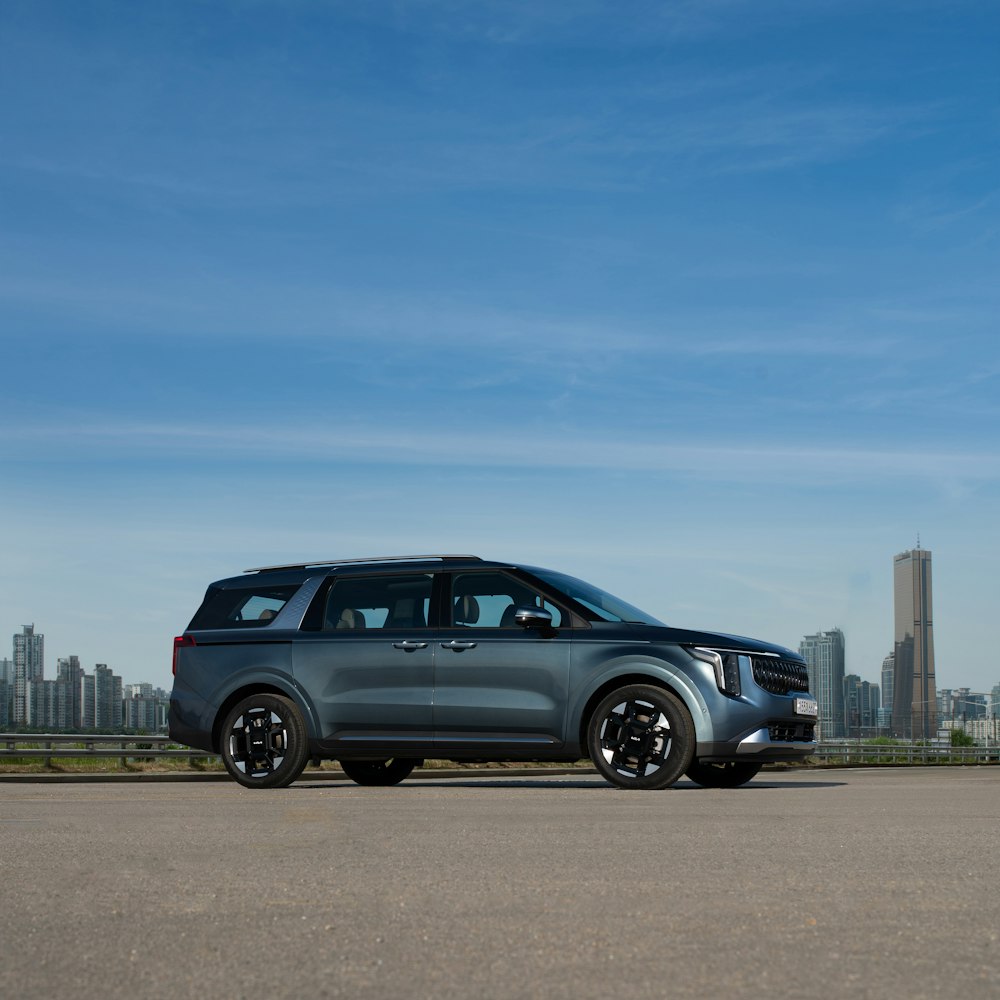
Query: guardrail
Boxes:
[
  {"xmin": 3, "ymin": 735, "xmax": 999, "ymax": 769},
  {"xmin": 1, "ymin": 733, "xmax": 215, "ymax": 767},
  {"xmin": 814, "ymin": 742, "xmax": 1000, "ymax": 766}
]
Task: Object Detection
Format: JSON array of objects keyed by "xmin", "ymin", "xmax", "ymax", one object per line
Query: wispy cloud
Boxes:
[
  {"xmin": 0, "ymin": 17, "xmax": 940, "ymax": 210},
  {"xmin": 0, "ymin": 261, "xmax": 903, "ymax": 360},
  {"xmin": 5, "ymin": 420, "xmax": 999, "ymax": 487}
]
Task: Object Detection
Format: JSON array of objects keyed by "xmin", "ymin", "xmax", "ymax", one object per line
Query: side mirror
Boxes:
[{"xmin": 514, "ymin": 606, "xmax": 553, "ymax": 629}]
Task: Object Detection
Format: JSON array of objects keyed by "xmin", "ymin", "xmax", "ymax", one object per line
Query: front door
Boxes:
[{"xmin": 433, "ymin": 570, "xmax": 571, "ymax": 752}]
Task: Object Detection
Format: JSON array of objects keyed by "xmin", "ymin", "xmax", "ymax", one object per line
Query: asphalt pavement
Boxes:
[{"xmin": 2, "ymin": 767, "xmax": 998, "ymax": 999}]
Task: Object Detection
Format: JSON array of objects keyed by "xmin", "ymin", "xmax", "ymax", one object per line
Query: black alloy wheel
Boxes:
[
  {"xmin": 220, "ymin": 693, "xmax": 309, "ymax": 789},
  {"xmin": 685, "ymin": 760, "xmax": 762, "ymax": 788},
  {"xmin": 587, "ymin": 683, "xmax": 694, "ymax": 790}
]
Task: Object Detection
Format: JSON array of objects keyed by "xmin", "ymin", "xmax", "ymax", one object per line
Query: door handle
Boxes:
[
  {"xmin": 441, "ymin": 640, "xmax": 478, "ymax": 651},
  {"xmin": 392, "ymin": 641, "xmax": 429, "ymax": 652}
]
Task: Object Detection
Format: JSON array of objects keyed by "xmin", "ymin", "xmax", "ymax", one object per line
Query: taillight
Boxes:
[{"xmin": 173, "ymin": 634, "xmax": 196, "ymax": 675}]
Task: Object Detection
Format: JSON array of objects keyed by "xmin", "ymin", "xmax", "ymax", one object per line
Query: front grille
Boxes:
[
  {"xmin": 769, "ymin": 722, "xmax": 815, "ymax": 742},
  {"xmin": 751, "ymin": 656, "xmax": 810, "ymax": 694}
]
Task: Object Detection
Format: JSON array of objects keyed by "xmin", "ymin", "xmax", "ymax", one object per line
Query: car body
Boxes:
[{"xmin": 169, "ymin": 555, "xmax": 817, "ymax": 789}]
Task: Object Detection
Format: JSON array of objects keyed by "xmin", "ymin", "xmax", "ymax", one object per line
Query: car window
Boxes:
[
  {"xmin": 451, "ymin": 571, "xmax": 562, "ymax": 628},
  {"xmin": 323, "ymin": 574, "xmax": 433, "ymax": 630},
  {"xmin": 526, "ymin": 567, "xmax": 664, "ymax": 625},
  {"xmin": 188, "ymin": 585, "xmax": 299, "ymax": 629}
]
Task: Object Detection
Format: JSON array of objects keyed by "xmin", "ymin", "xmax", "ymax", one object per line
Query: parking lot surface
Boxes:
[{"xmin": 2, "ymin": 767, "xmax": 998, "ymax": 999}]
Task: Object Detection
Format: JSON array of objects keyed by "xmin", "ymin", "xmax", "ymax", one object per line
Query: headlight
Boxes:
[{"xmin": 691, "ymin": 647, "xmax": 743, "ymax": 697}]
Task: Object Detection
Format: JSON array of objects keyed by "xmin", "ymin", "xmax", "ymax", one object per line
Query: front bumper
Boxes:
[
  {"xmin": 736, "ymin": 725, "xmax": 815, "ymax": 756},
  {"xmin": 696, "ymin": 722, "xmax": 816, "ymax": 763}
]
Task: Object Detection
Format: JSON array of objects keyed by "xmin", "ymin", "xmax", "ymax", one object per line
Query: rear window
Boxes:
[{"xmin": 188, "ymin": 585, "xmax": 300, "ymax": 630}]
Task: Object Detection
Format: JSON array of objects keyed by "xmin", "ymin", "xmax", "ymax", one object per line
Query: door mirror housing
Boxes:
[{"xmin": 514, "ymin": 606, "xmax": 554, "ymax": 629}]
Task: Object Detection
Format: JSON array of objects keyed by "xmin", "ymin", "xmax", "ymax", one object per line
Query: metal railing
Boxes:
[
  {"xmin": 3, "ymin": 735, "xmax": 999, "ymax": 769},
  {"xmin": 812, "ymin": 741, "xmax": 1000, "ymax": 766},
  {"xmin": 0, "ymin": 733, "xmax": 215, "ymax": 767}
]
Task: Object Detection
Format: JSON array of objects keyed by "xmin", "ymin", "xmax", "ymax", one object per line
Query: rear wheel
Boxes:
[
  {"xmin": 340, "ymin": 759, "xmax": 416, "ymax": 786},
  {"xmin": 587, "ymin": 684, "xmax": 694, "ymax": 790},
  {"xmin": 219, "ymin": 693, "xmax": 309, "ymax": 789},
  {"xmin": 686, "ymin": 760, "xmax": 762, "ymax": 788}
]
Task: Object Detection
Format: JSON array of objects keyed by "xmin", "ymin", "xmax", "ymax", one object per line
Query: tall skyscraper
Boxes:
[
  {"xmin": 13, "ymin": 625, "xmax": 44, "ymax": 725},
  {"xmin": 892, "ymin": 547, "xmax": 937, "ymax": 739},
  {"xmin": 800, "ymin": 629, "xmax": 846, "ymax": 739}
]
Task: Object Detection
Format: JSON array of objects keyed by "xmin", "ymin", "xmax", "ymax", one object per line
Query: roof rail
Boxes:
[{"xmin": 243, "ymin": 554, "xmax": 483, "ymax": 573}]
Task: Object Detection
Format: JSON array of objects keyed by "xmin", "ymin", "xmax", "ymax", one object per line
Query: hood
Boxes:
[{"xmin": 634, "ymin": 623, "xmax": 803, "ymax": 661}]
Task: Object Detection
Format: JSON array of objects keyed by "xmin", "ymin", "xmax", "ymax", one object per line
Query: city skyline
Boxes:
[
  {"xmin": 1, "ymin": 625, "xmax": 167, "ymax": 730},
  {"xmin": 5, "ymin": 537, "xmax": 998, "ymax": 704},
  {"xmin": 4, "ymin": 613, "xmax": 998, "ymax": 738},
  {"xmin": 2, "ymin": 3, "xmax": 998, "ymax": 693}
]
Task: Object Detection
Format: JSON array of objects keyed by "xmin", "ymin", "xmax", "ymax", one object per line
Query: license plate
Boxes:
[{"xmin": 794, "ymin": 697, "xmax": 818, "ymax": 717}]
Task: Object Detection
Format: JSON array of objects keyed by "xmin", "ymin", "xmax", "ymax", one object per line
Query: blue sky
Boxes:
[{"xmin": 2, "ymin": 0, "xmax": 998, "ymax": 694}]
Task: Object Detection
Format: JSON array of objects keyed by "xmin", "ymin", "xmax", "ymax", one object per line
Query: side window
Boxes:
[
  {"xmin": 188, "ymin": 585, "xmax": 299, "ymax": 629},
  {"xmin": 451, "ymin": 572, "xmax": 562, "ymax": 628},
  {"xmin": 322, "ymin": 574, "xmax": 433, "ymax": 631}
]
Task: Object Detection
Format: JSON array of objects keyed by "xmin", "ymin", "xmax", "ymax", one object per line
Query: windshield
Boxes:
[{"xmin": 528, "ymin": 568, "xmax": 665, "ymax": 626}]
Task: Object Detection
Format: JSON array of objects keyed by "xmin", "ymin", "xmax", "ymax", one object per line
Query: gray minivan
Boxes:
[{"xmin": 169, "ymin": 555, "xmax": 817, "ymax": 789}]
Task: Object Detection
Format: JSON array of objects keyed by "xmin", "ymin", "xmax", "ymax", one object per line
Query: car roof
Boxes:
[
  {"xmin": 209, "ymin": 555, "xmax": 526, "ymax": 588},
  {"xmin": 243, "ymin": 554, "xmax": 487, "ymax": 573},
  {"xmin": 200, "ymin": 556, "xmax": 556, "ymax": 594}
]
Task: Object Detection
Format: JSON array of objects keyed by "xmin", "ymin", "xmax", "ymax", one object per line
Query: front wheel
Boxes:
[
  {"xmin": 686, "ymin": 760, "xmax": 762, "ymax": 788},
  {"xmin": 587, "ymin": 684, "xmax": 694, "ymax": 790},
  {"xmin": 340, "ymin": 759, "xmax": 417, "ymax": 786},
  {"xmin": 219, "ymin": 693, "xmax": 309, "ymax": 789}
]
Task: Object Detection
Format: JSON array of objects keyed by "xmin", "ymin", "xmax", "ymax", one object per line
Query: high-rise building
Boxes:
[
  {"xmin": 125, "ymin": 692, "xmax": 160, "ymax": 731},
  {"xmin": 56, "ymin": 656, "xmax": 84, "ymax": 730},
  {"xmin": 946, "ymin": 688, "xmax": 987, "ymax": 722},
  {"xmin": 27, "ymin": 678, "xmax": 60, "ymax": 729},
  {"xmin": 844, "ymin": 673, "xmax": 861, "ymax": 736},
  {"xmin": 844, "ymin": 674, "xmax": 881, "ymax": 737},
  {"xmin": 892, "ymin": 548, "xmax": 937, "ymax": 739},
  {"xmin": 0, "ymin": 657, "xmax": 12, "ymax": 727},
  {"xmin": 881, "ymin": 652, "xmax": 894, "ymax": 712},
  {"xmin": 94, "ymin": 663, "xmax": 122, "ymax": 730},
  {"xmin": 800, "ymin": 629, "xmax": 846, "ymax": 739},
  {"xmin": 13, "ymin": 625, "xmax": 44, "ymax": 725},
  {"xmin": 879, "ymin": 651, "xmax": 895, "ymax": 730},
  {"xmin": 80, "ymin": 673, "xmax": 96, "ymax": 729},
  {"xmin": 861, "ymin": 680, "xmax": 881, "ymax": 733}
]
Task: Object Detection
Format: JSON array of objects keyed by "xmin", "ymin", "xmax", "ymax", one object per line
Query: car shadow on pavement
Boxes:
[{"xmin": 295, "ymin": 777, "xmax": 847, "ymax": 791}]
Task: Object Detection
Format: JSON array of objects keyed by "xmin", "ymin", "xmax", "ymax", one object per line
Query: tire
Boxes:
[
  {"xmin": 340, "ymin": 759, "xmax": 417, "ymax": 786},
  {"xmin": 686, "ymin": 760, "xmax": 762, "ymax": 788},
  {"xmin": 587, "ymin": 684, "xmax": 694, "ymax": 790},
  {"xmin": 220, "ymin": 693, "xmax": 309, "ymax": 789}
]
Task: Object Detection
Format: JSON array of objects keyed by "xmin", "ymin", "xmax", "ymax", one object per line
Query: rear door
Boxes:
[{"xmin": 292, "ymin": 572, "xmax": 435, "ymax": 752}]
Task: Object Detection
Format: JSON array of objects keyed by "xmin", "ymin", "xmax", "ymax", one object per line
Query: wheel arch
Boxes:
[
  {"xmin": 575, "ymin": 668, "xmax": 710, "ymax": 751},
  {"xmin": 211, "ymin": 683, "xmax": 315, "ymax": 753}
]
